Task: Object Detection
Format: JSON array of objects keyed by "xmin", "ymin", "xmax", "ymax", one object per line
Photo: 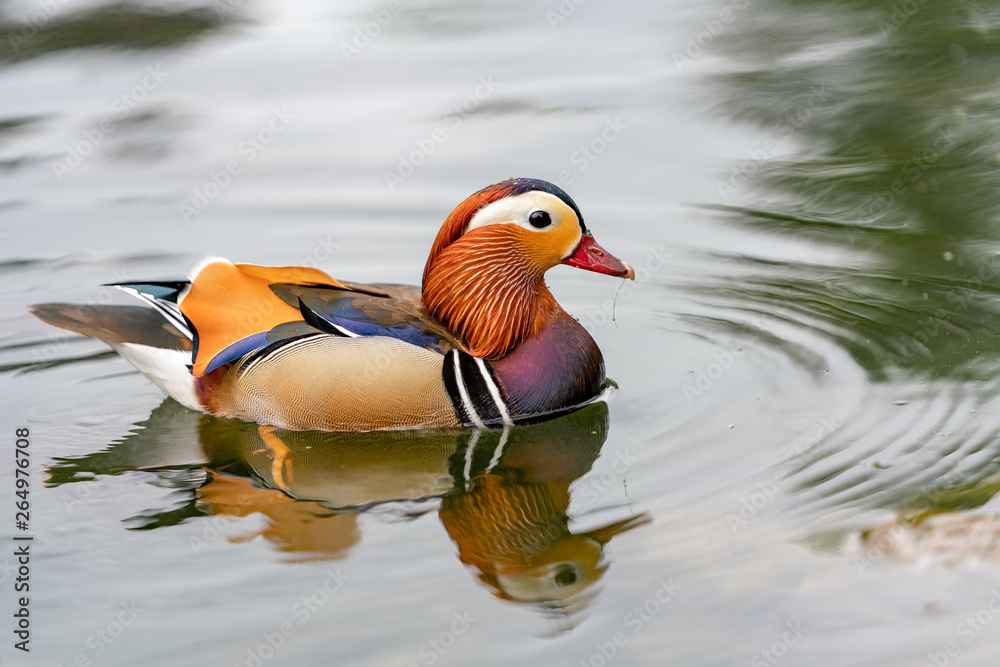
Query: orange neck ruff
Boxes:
[{"xmin": 422, "ymin": 224, "xmax": 561, "ymax": 360}]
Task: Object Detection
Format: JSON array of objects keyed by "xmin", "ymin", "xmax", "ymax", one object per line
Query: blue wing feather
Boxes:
[
  {"xmin": 321, "ymin": 313, "xmax": 445, "ymax": 350},
  {"xmin": 271, "ymin": 283, "xmax": 455, "ymax": 354},
  {"xmin": 202, "ymin": 282, "xmax": 457, "ymax": 372},
  {"xmin": 203, "ymin": 332, "xmax": 272, "ymax": 374},
  {"xmin": 204, "ymin": 322, "xmax": 327, "ymax": 373}
]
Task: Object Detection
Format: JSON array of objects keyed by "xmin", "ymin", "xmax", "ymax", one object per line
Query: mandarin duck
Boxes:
[{"xmin": 30, "ymin": 178, "xmax": 634, "ymax": 431}]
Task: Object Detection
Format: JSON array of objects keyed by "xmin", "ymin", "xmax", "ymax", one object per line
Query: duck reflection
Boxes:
[
  {"xmin": 438, "ymin": 420, "xmax": 649, "ymax": 613},
  {"xmin": 441, "ymin": 471, "xmax": 646, "ymax": 613},
  {"xmin": 48, "ymin": 400, "xmax": 649, "ymax": 613}
]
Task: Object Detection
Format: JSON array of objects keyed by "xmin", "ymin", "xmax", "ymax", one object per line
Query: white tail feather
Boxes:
[{"xmin": 111, "ymin": 342, "xmax": 202, "ymax": 412}]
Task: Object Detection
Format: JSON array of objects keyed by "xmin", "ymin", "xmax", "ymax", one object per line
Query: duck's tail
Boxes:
[
  {"xmin": 28, "ymin": 300, "xmax": 192, "ymax": 351},
  {"xmin": 29, "ymin": 291, "xmax": 202, "ymax": 411}
]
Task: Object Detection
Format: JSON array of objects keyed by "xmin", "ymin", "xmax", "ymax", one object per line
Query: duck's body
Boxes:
[{"xmin": 31, "ymin": 178, "xmax": 634, "ymax": 431}]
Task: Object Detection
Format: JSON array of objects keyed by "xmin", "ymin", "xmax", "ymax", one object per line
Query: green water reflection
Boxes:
[
  {"xmin": 686, "ymin": 0, "xmax": 1000, "ymax": 560},
  {"xmin": 0, "ymin": 2, "xmax": 231, "ymax": 63},
  {"xmin": 700, "ymin": 0, "xmax": 1000, "ymax": 380}
]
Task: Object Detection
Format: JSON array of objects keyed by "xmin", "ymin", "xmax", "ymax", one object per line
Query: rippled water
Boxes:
[{"xmin": 4, "ymin": 0, "xmax": 1000, "ymax": 665}]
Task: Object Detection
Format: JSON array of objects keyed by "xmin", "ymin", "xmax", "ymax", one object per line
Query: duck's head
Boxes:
[{"xmin": 422, "ymin": 178, "xmax": 634, "ymax": 359}]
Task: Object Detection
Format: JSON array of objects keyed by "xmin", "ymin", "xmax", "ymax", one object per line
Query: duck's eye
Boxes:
[
  {"xmin": 528, "ymin": 210, "xmax": 552, "ymax": 228},
  {"xmin": 554, "ymin": 566, "xmax": 578, "ymax": 587}
]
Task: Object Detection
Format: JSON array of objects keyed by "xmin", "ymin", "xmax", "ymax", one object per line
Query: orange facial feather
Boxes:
[{"xmin": 422, "ymin": 181, "xmax": 522, "ymax": 288}]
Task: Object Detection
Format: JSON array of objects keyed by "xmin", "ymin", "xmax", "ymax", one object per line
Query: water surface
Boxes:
[{"xmin": 3, "ymin": 0, "xmax": 1000, "ymax": 665}]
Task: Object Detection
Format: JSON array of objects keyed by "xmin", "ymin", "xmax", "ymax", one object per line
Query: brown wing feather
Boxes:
[
  {"xmin": 270, "ymin": 282, "xmax": 462, "ymax": 352},
  {"xmin": 29, "ymin": 303, "xmax": 192, "ymax": 351}
]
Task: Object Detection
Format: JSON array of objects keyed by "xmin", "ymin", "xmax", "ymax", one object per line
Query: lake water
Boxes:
[{"xmin": 3, "ymin": 0, "xmax": 1000, "ymax": 665}]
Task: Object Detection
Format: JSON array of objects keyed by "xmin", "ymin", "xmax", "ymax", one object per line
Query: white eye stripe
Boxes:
[{"xmin": 465, "ymin": 191, "xmax": 570, "ymax": 233}]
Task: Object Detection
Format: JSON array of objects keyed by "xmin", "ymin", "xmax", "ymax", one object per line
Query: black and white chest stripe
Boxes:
[{"xmin": 442, "ymin": 350, "xmax": 514, "ymax": 428}]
